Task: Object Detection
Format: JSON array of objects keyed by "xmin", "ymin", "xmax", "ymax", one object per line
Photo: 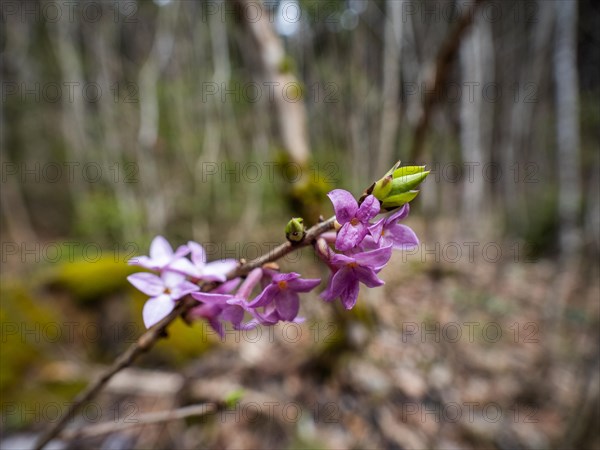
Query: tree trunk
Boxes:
[
  {"xmin": 554, "ymin": 0, "xmax": 581, "ymax": 258},
  {"xmin": 376, "ymin": 0, "xmax": 404, "ymax": 175}
]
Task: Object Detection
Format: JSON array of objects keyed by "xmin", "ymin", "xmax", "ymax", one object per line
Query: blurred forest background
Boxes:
[{"xmin": 1, "ymin": 0, "xmax": 599, "ymax": 449}]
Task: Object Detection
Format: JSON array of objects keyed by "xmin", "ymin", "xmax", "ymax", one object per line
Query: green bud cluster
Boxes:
[{"xmin": 365, "ymin": 161, "xmax": 430, "ymax": 210}]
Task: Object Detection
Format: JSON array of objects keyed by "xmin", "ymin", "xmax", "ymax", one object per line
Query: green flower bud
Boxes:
[
  {"xmin": 367, "ymin": 163, "xmax": 429, "ymax": 211},
  {"xmin": 381, "ymin": 190, "xmax": 420, "ymax": 210},
  {"xmin": 392, "ymin": 165, "xmax": 427, "ymax": 178},
  {"xmin": 285, "ymin": 217, "xmax": 306, "ymax": 243},
  {"xmin": 389, "ymin": 170, "xmax": 430, "ymax": 196},
  {"xmin": 372, "ymin": 174, "xmax": 393, "ymax": 200}
]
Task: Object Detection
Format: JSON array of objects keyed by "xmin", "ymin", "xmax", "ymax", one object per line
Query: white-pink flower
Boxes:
[
  {"xmin": 127, "ymin": 271, "xmax": 199, "ymax": 328},
  {"xmin": 128, "ymin": 235, "xmax": 195, "ymax": 273},
  {"xmin": 180, "ymin": 241, "xmax": 238, "ymax": 282}
]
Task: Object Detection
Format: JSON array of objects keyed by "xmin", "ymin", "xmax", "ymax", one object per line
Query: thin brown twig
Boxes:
[
  {"xmin": 61, "ymin": 403, "xmax": 221, "ymax": 440},
  {"xmin": 33, "ymin": 216, "xmax": 336, "ymax": 450}
]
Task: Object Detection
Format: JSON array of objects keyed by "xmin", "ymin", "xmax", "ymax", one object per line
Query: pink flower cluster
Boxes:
[
  {"xmin": 127, "ymin": 236, "xmax": 319, "ymax": 335},
  {"xmin": 127, "ymin": 189, "xmax": 418, "ymax": 334},
  {"xmin": 319, "ymin": 189, "xmax": 418, "ymax": 309}
]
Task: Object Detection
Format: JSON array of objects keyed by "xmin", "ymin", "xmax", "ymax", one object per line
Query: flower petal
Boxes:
[
  {"xmin": 320, "ymin": 231, "xmax": 337, "ymax": 244},
  {"xmin": 213, "ymin": 278, "xmax": 241, "ymax": 294},
  {"xmin": 287, "ymin": 277, "xmax": 321, "ymax": 292},
  {"xmin": 162, "ymin": 270, "xmax": 187, "ymax": 289},
  {"xmin": 356, "ymin": 195, "xmax": 380, "ymax": 221},
  {"xmin": 356, "ymin": 234, "xmax": 379, "ymax": 252},
  {"xmin": 189, "ymin": 303, "xmax": 221, "ymax": 321},
  {"xmin": 143, "ymin": 294, "xmax": 175, "ymax": 328},
  {"xmin": 170, "ymin": 280, "xmax": 200, "ymax": 299},
  {"xmin": 272, "ymin": 272, "xmax": 301, "ymax": 283},
  {"xmin": 248, "ymin": 284, "xmax": 279, "ymax": 307},
  {"xmin": 353, "ymin": 266, "xmax": 385, "ymax": 288},
  {"xmin": 127, "ymin": 273, "xmax": 165, "ymax": 296},
  {"xmin": 320, "ymin": 272, "xmax": 338, "ymax": 302},
  {"xmin": 368, "ymin": 218, "xmax": 385, "ymax": 244},
  {"xmin": 327, "ymin": 189, "xmax": 358, "ymax": 224},
  {"xmin": 353, "ymin": 245, "xmax": 392, "ymax": 271},
  {"xmin": 236, "ymin": 268, "xmax": 263, "ymax": 299},
  {"xmin": 385, "ymin": 203, "xmax": 410, "ymax": 225},
  {"xmin": 328, "ymin": 267, "xmax": 357, "ymax": 301},
  {"xmin": 203, "ymin": 260, "xmax": 238, "ymax": 280},
  {"xmin": 149, "ymin": 236, "xmax": 174, "ymax": 261},
  {"xmin": 221, "ymin": 304, "xmax": 244, "ymax": 326},
  {"xmin": 275, "ymin": 290, "xmax": 300, "ymax": 321},
  {"xmin": 329, "ymin": 252, "xmax": 356, "ymax": 267},
  {"xmin": 191, "ymin": 292, "xmax": 232, "ymax": 304},
  {"xmin": 255, "ymin": 307, "xmax": 279, "ymax": 325},
  {"xmin": 336, "ymin": 222, "xmax": 368, "ymax": 251},
  {"xmin": 173, "ymin": 244, "xmax": 191, "ymax": 259},
  {"xmin": 190, "ymin": 303, "xmax": 225, "ymax": 338},
  {"xmin": 187, "ymin": 241, "xmax": 206, "ymax": 267},
  {"xmin": 340, "ymin": 279, "xmax": 360, "ymax": 309},
  {"xmin": 168, "ymin": 257, "xmax": 198, "ymax": 277},
  {"xmin": 385, "ymin": 224, "xmax": 419, "ymax": 249}
]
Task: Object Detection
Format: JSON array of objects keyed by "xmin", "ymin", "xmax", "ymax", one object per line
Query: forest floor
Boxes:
[{"xmin": 1, "ymin": 242, "xmax": 599, "ymax": 450}]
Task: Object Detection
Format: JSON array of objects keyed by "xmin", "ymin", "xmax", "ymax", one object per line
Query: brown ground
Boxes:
[{"xmin": 2, "ymin": 244, "xmax": 599, "ymax": 450}]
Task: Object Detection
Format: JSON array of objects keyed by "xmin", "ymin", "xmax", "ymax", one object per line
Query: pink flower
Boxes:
[
  {"xmin": 320, "ymin": 245, "xmax": 392, "ymax": 309},
  {"xmin": 127, "ymin": 271, "xmax": 199, "ymax": 328},
  {"xmin": 368, "ymin": 204, "xmax": 419, "ymax": 250},
  {"xmin": 183, "ymin": 241, "xmax": 238, "ymax": 282},
  {"xmin": 190, "ymin": 268, "xmax": 263, "ymax": 337},
  {"xmin": 248, "ymin": 272, "xmax": 321, "ymax": 322},
  {"xmin": 328, "ymin": 189, "xmax": 380, "ymax": 251},
  {"xmin": 128, "ymin": 236, "xmax": 192, "ymax": 273}
]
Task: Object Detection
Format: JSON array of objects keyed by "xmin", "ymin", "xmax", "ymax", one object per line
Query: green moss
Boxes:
[
  {"xmin": 50, "ymin": 257, "xmax": 137, "ymax": 304},
  {"xmin": 0, "ymin": 279, "xmax": 63, "ymax": 410},
  {"xmin": 152, "ymin": 319, "xmax": 215, "ymax": 366}
]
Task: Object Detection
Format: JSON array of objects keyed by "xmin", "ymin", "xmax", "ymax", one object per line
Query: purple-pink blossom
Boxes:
[
  {"xmin": 320, "ymin": 245, "xmax": 392, "ymax": 310},
  {"xmin": 189, "ymin": 268, "xmax": 263, "ymax": 337},
  {"xmin": 248, "ymin": 272, "xmax": 321, "ymax": 322},
  {"xmin": 328, "ymin": 189, "xmax": 380, "ymax": 251},
  {"xmin": 368, "ymin": 204, "xmax": 419, "ymax": 250}
]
